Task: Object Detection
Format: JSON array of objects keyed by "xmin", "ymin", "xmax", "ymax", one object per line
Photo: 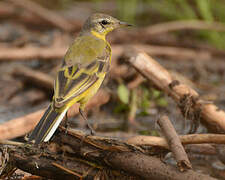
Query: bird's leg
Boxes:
[
  {"xmin": 79, "ymin": 108, "xmax": 95, "ymax": 135},
  {"xmin": 65, "ymin": 111, "xmax": 69, "ymax": 134}
]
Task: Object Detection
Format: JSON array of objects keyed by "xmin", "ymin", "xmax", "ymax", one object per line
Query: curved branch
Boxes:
[
  {"xmin": 127, "ymin": 134, "xmax": 225, "ymax": 148},
  {"xmin": 145, "ymin": 20, "xmax": 225, "ymax": 35}
]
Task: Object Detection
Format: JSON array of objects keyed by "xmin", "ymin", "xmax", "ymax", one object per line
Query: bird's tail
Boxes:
[{"xmin": 27, "ymin": 104, "xmax": 68, "ymax": 145}]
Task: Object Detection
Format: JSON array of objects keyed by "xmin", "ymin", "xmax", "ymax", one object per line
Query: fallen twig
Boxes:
[
  {"xmin": 8, "ymin": 0, "xmax": 74, "ymax": 32},
  {"xmin": 127, "ymin": 75, "xmax": 145, "ymax": 89},
  {"xmin": 0, "ymin": 2, "xmax": 15, "ymax": 18},
  {"xmin": 0, "ymin": 128, "xmax": 216, "ymax": 180},
  {"xmin": 157, "ymin": 115, "xmax": 192, "ymax": 171},
  {"xmin": 0, "ymin": 1, "xmax": 81, "ymax": 30},
  {"xmin": 0, "ymin": 46, "xmax": 67, "ymax": 61},
  {"xmin": 130, "ymin": 44, "xmax": 211, "ymax": 60},
  {"xmin": 185, "ymin": 144, "xmax": 217, "ymax": 155},
  {"xmin": 0, "ymin": 44, "xmax": 212, "ymax": 61},
  {"xmin": 0, "ymin": 89, "xmax": 110, "ymax": 140},
  {"xmin": 12, "ymin": 65, "xmax": 54, "ymax": 91},
  {"xmin": 125, "ymin": 49, "xmax": 225, "ymax": 133},
  {"xmin": 0, "ymin": 140, "xmax": 24, "ymax": 146},
  {"xmin": 144, "ymin": 20, "xmax": 225, "ymax": 35},
  {"xmin": 127, "ymin": 133, "xmax": 225, "ymax": 148},
  {"xmin": 0, "ymin": 109, "xmax": 44, "ymax": 141}
]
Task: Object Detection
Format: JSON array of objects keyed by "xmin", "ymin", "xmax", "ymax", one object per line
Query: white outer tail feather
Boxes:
[{"xmin": 43, "ymin": 107, "xmax": 69, "ymax": 142}]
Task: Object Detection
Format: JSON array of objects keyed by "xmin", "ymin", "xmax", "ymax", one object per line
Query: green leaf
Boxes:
[
  {"xmin": 117, "ymin": 84, "xmax": 130, "ymax": 104},
  {"xmin": 139, "ymin": 130, "xmax": 151, "ymax": 135},
  {"xmin": 156, "ymin": 98, "xmax": 168, "ymax": 107},
  {"xmin": 113, "ymin": 103, "xmax": 129, "ymax": 114},
  {"xmin": 150, "ymin": 130, "xmax": 159, "ymax": 137},
  {"xmin": 152, "ymin": 89, "xmax": 161, "ymax": 99}
]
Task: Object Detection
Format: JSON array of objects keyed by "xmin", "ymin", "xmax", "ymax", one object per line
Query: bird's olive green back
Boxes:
[
  {"xmin": 54, "ymin": 33, "xmax": 111, "ymax": 108},
  {"xmin": 64, "ymin": 34, "xmax": 107, "ymax": 66}
]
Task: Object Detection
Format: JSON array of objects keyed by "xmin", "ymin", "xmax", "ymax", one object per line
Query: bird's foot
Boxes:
[
  {"xmin": 86, "ymin": 123, "xmax": 96, "ymax": 136},
  {"xmin": 64, "ymin": 111, "xmax": 69, "ymax": 134}
]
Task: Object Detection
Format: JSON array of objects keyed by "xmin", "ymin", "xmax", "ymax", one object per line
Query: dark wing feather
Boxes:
[
  {"xmin": 54, "ymin": 39, "xmax": 111, "ymax": 107},
  {"xmin": 54, "ymin": 61, "xmax": 100, "ymax": 107}
]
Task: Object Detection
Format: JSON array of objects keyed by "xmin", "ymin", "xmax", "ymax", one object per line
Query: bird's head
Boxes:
[{"xmin": 81, "ymin": 13, "xmax": 132, "ymax": 37}]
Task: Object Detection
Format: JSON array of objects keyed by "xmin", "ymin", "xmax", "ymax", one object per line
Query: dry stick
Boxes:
[
  {"xmin": 127, "ymin": 75, "xmax": 145, "ymax": 89},
  {"xmin": 10, "ymin": 152, "xmax": 105, "ymax": 179},
  {"xmin": 0, "ymin": 89, "xmax": 110, "ymax": 140},
  {"xmin": 185, "ymin": 144, "xmax": 217, "ymax": 155},
  {"xmin": 157, "ymin": 115, "xmax": 192, "ymax": 171},
  {"xmin": 131, "ymin": 44, "xmax": 211, "ymax": 60},
  {"xmin": 12, "ymin": 65, "xmax": 54, "ymax": 91},
  {"xmin": 0, "ymin": 45, "xmax": 121, "ymax": 61},
  {"xmin": 127, "ymin": 134, "xmax": 225, "ymax": 149},
  {"xmin": 0, "ymin": 44, "xmax": 212, "ymax": 61},
  {"xmin": 0, "ymin": 2, "xmax": 15, "ymax": 17},
  {"xmin": 0, "ymin": 59, "xmax": 110, "ymax": 140},
  {"xmin": 0, "ymin": 46, "xmax": 67, "ymax": 61},
  {"xmin": 2, "ymin": 133, "xmax": 223, "ymax": 153},
  {"xmin": 144, "ymin": 20, "xmax": 225, "ymax": 35},
  {"xmin": 106, "ymin": 152, "xmax": 214, "ymax": 180},
  {"xmin": 59, "ymin": 128, "xmax": 216, "ymax": 180},
  {"xmin": 126, "ymin": 49, "xmax": 225, "ymax": 133},
  {"xmin": 0, "ymin": 2, "xmax": 82, "ymax": 30},
  {"xmin": 2, "ymin": 129, "xmax": 215, "ymax": 180},
  {"xmin": 8, "ymin": 0, "xmax": 74, "ymax": 32},
  {"xmin": 111, "ymin": 28, "xmax": 225, "ymax": 58},
  {"xmin": 0, "ymin": 133, "xmax": 220, "ymax": 179}
]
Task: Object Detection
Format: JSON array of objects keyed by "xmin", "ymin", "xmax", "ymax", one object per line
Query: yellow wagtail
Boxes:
[{"xmin": 27, "ymin": 13, "xmax": 131, "ymax": 144}]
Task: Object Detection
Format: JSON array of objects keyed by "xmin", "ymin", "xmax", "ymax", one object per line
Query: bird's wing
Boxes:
[{"xmin": 54, "ymin": 37, "xmax": 111, "ymax": 107}]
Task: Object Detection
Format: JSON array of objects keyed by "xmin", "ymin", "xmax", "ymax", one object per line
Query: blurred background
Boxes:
[
  {"xmin": 38, "ymin": 0, "xmax": 225, "ymax": 48},
  {"xmin": 0, "ymin": 0, "xmax": 225, "ymax": 178}
]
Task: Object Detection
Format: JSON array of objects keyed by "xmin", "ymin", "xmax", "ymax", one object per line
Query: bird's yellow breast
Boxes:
[{"xmin": 66, "ymin": 73, "xmax": 105, "ymax": 109}]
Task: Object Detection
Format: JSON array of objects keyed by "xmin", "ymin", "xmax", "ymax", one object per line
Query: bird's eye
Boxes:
[{"xmin": 101, "ymin": 20, "xmax": 109, "ymax": 25}]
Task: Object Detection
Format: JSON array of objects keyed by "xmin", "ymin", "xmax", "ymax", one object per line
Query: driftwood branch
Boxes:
[
  {"xmin": 127, "ymin": 134, "xmax": 225, "ymax": 148},
  {"xmin": 124, "ymin": 44, "xmax": 211, "ymax": 60},
  {"xmin": 0, "ymin": 1, "xmax": 81, "ymax": 30},
  {"xmin": 157, "ymin": 115, "xmax": 192, "ymax": 171},
  {"xmin": 0, "ymin": 44, "xmax": 212, "ymax": 61},
  {"xmin": 144, "ymin": 20, "xmax": 225, "ymax": 35},
  {"xmin": 8, "ymin": 0, "xmax": 74, "ymax": 32},
  {"xmin": 0, "ymin": 89, "xmax": 110, "ymax": 140},
  {"xmin": 0, "ymin": 128, "xmax": 216, "ymax": 180},
  {"xmin": 125, "ymin": 49, "xmax": 225, "ymax": 133},
  {"xmin": 0, "ymin": 63, "xmax": 110, "ymax": 140},
  {"xmin": 12, "ymin": 65, "xmax": 54, "ymax": 91},
  {"xmin": 0, "ymin": 46, "xmax": 67, "ymax": 61}
]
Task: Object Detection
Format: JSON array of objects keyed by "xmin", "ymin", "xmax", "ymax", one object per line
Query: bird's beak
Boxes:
[{"xmin": 119, "ymin": 21, "xmax": 133, "ymax": 27}]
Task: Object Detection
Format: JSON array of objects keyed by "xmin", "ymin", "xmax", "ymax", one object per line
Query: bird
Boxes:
[{"xmin": 27, "ymin": 13, "xmax": 131, "ymax": 144}]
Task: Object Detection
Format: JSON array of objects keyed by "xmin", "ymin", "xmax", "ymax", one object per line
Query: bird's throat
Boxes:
[{"xmin": 91, "ymin": 30, "xmax": 106, "ymax": 41}]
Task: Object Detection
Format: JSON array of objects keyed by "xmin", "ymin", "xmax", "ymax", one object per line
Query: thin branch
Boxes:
[
  {"xmin": 0, "ymin": 90, "xmax": 110, "ymax": 140},
  {"xmin": 52, "ymin": 162, "xmax": 83, "ymax": 178},
  {"xmin": 0, "ymin": 140, "xmax": 24, "ymax": 146},
  {"xmin": 127, "ymin": 134, "xmax": 225, "ymax": 148},
  {"xmin": 0, "ymin": 1, "xmax": 81, "ymax": 30},
  {"xmin": 8, "ymin": 0, "xmax": 74, "ymax": 32},
  {"xmin": 0, "ymin": 2, "xmax": 15, "ymax": 17},
  {"xmin": 0, "ymin": 44, "xmax": 213, "ymax": 61},
  {"xmin": 130, "ymin": 44, "xmax": 211, "ymax": 60},
  {"xmin": 125, "ymin": 49, "xmax": 225, "ymax": 133},
  {"xmin": 12, "ymin": 65, "xmax": 54, "ymax": 91},
  {"xmin": 145, "ymin": 20, "xmax": 225, "ymax": 35},
  {"xmin": 0, "ymin": 46, "xmax": 67, "ymax": 61},
  {"xmin": 157, "ymin": 115, "xmax": 192, "ymax": 171}
]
